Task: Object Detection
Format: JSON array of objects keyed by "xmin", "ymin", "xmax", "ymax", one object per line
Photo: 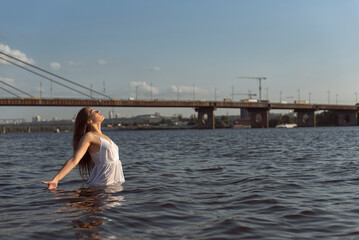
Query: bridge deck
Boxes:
[{"xmin": 0, "ymin": 98, "xmax": 358, "ymax": 111}]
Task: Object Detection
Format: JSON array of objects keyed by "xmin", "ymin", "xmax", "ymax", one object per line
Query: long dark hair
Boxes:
[{"xmin": 72, "ymin": 107, "xmax": 94, "ymax": 180}]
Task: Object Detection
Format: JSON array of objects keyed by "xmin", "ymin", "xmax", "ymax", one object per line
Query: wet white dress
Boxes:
[{"xmin": 88, "ymin": 134, "xmax": 125, "ymax": 186}]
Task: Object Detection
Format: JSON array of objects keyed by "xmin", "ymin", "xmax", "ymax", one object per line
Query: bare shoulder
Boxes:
[{"xmin": 82, "ymin": 132, "xmax": 99, "ymax": 144}]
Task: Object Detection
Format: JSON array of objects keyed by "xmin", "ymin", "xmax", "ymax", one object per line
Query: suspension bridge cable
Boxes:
[
  {"xmin": 0, "ymin": 56, "xmax": 93, "ymax": 99},
  {"xmin": 0, "ymin": 51, "xmax": 112, "ymax": 99},
  {"xmin": 0, "ymin": 79, "xmax": 33, "ymax": 98},
  {"xmin": 0, "ymin": 85, "xmax": 22, "ymax": 98}
]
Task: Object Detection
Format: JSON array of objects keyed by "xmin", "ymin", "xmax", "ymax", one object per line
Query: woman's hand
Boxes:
[{"xmin": 42, "ymin": 180, "xmax": 58, "ymax": 190}]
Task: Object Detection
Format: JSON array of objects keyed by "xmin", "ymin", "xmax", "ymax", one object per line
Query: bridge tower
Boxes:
[
  {"xmin": 295, "ymin": 110, "xmax": 316, "ymax": 127},
  {"xmin": 195, "ymin": 107, "xmax": 216, "ymax": 129},
  {"xmin": 336, "ymin": 110, "xmax": 357, "ymax": 126},
  {"xmin": 247, "ymin": 108, "xmax": 269, "ymax": 128}
]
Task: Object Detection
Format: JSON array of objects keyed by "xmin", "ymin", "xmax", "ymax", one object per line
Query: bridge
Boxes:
[
  {"xmin": 1, "ymin": 50, "xmax": 358, "ymax": 129},
  {"xmin": 1, "ymin": 98, "xmax": 358, "ymax": 129}
]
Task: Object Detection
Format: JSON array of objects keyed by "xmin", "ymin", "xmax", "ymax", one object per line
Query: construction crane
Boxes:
[{"xmin": 237, "ymin": 76, "xmax": 267, "ymax": 102}]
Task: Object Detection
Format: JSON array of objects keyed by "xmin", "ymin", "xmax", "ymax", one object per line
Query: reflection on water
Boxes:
[{"xmin": 52, "ymin": 184, "xmax": 124, "ymax": 238}]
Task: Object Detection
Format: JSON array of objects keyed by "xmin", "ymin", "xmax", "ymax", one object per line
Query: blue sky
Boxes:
[{"xmin": 1, "ymin": 0, "xmax": 359, "ymax": 120}]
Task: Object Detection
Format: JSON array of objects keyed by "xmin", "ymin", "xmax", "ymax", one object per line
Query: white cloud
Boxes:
[
  {"xmin": 98, "ymin": 59, "xmax": 107, "ymax": 65},
  {"xmin": 0, "ymin": 77, "xmax": 14, "ymax": 84},
  {"xmin": 130, "ymin": 81, "xmax": 159, "ymax": 94},
  {"xmin": 0, "ymin": 43, "xmax": 35, "ymax": 65},
  {"xmin": 150, "ymin": 67, "xmax": 161, "ymax": 71},
  {"xmin": 49, "ymin": 62, "xmax": 61, "ymax": 70}
]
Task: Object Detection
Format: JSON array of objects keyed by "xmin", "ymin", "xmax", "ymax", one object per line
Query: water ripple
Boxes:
[{"xmin": 1, "ymin": 128, "xmax": 359, "ymax": 239}]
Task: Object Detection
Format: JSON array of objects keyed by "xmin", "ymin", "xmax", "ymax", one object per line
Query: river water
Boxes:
[{"xmin": 1, "ymin": 127, "xmax": 359, "ymax": 239}]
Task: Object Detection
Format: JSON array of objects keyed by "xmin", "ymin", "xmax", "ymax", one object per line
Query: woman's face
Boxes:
[{"xmin": 88, "ymin": 108, "xmax": 104, "ymax": 123}]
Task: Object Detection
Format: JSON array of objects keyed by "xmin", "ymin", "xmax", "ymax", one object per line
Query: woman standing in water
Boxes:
[{"xmin": 42, "ymin": 107, "xmax": 125, "ymax": 190}]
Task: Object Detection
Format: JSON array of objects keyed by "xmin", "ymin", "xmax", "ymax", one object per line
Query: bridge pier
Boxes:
[
  {"xmin": 336, "ymin": 110, "xmax": 357, "ymax": 126},
  {"xmin": 295, "ymin": 110, "xmax": 316, "ymax": 127},
  {"xmin": 195, "ymin": 107, "xmax": 216, "ymax": 129},
  {"xmin": 247, "ymin": 109, "xmax": 269, "ymax": 128}
]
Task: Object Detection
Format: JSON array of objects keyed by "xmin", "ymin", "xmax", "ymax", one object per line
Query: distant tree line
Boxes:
[
  {"xmin": 215, "ymin": 116, "xmax": 232, "ymax": 128},
  {"xmin": 269, "ymin": 110, "xmax": 341, "ymax": 127},
  {"xmin": 269, "ymin": 114, "xmax": 297, "ymax": 128},
  {"xmin": 0, "ymin": 110, "xmax": 350, "ymax": 133},
  {"xmin": 315, "ymin": 111, "xmax": 339, "ymax": 126}
]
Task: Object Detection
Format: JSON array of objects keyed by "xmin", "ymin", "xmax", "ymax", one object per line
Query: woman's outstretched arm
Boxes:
[{"xmin": 42, "ymin": 134, "xmax": 92, "ymax": 189}]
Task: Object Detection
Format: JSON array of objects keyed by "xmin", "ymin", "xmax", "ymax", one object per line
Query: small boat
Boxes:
[
  {"xmin": 54, "ymin": 128, "xmax": 60, "ymax": 133},
  {"xmin": 276, "ymin": 123, "xmax": 297, "ymax": 128}
]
